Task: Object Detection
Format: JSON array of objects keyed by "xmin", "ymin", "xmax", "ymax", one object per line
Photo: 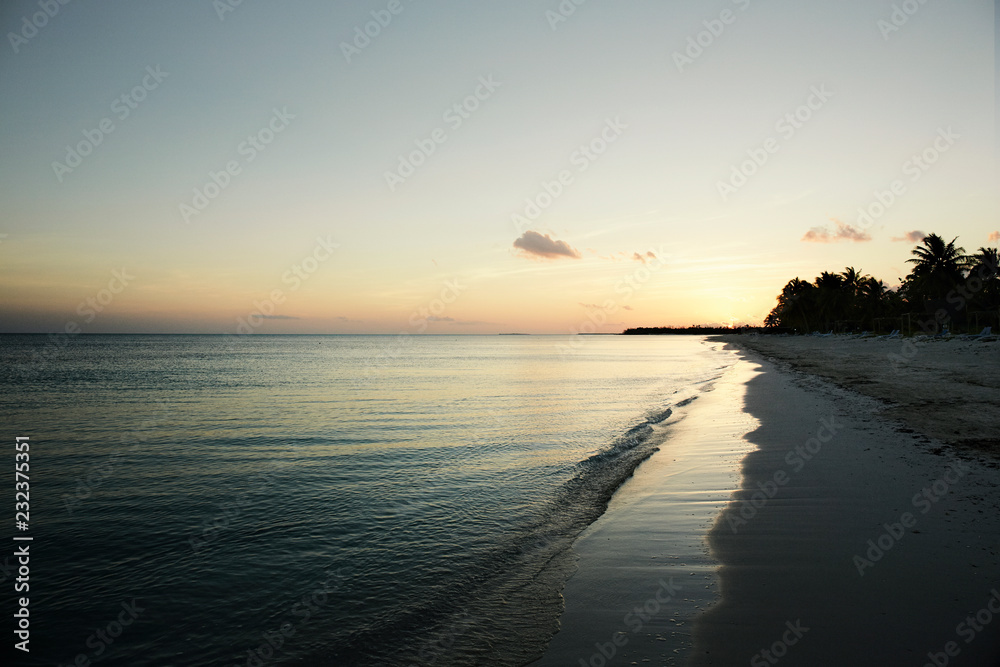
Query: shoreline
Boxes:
[
  {"xmin": 691, "ymin": 339, "xmax": 1000, "ymax": 665},
  {"xmin": 715, "ymin": 334, "xmax": 1000, "ymax": 458},
  {"xmin": 532, "ymin": 336, "xmax": 1000, "ymax": 665},
  {"xmin": 531, "ymin": 342, "xmax": 757, "ymax": 666}
]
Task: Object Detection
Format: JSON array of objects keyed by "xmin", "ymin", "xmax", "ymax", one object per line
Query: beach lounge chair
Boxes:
[
  {"xmin": 931, "ymin": 327, "xmax": 951, "ymax": 339},
  {"xmin": 957, "ymin": 326, "xmax": 992, "ymax": 341}
]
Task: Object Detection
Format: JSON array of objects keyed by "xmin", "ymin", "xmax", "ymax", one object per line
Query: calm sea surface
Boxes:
[{"xmin": 0, "ymin": 334, "xmax": 731, "ymax": 666}]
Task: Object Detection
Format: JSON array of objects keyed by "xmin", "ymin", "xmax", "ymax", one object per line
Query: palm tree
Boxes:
[
  {"xmin": 902, "ymin": 234, "xmax": 969, "ymax": 305},
  {"xmin": 766, "ymin": 278, "xmax": 814, "ymax": 331},
  {"xmin": 840, "ymin": 267, "xmax": 865, "ymax": 297},
  {"xmin": 840, "ymin": 266, "xmax": 872, "ymax": 326},
  {"xmin": 857, "ymin": 276, "xmax": 890, "ymax": 329},
  {"xmin": 814, "ymin": 271, "xmax": 847, "ymax": 331},
  {"xmin": 967, "ymin": 247, "xmax": 1000, "ymax": 311}
]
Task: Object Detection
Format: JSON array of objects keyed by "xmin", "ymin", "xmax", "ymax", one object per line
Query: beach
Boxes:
[
  {"xmin": 535, "ymin": 335, "xmax": 1000, "ymax": 666},
  {"xmin": 727, "ymin": 334, "xmax": 1000, "ymax": 457}
]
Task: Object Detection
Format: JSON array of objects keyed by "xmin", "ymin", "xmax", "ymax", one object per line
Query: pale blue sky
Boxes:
[{"xmin": 0, "ymin": 0, "xmax": 995, "ymax": 332}]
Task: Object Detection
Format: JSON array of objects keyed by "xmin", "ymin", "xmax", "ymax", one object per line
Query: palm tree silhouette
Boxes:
[
  {"xmin": 814, "ymin": 271, "xmax": 847, "ymax": 331},
  {"xmin": 902, "ymin": 234, "xmax": 968, "ymax": 303},
  {"xmin": 967, "ymin": 246, "xmax": 1000, "ymax": 310},
  {"xmin": 840, "ymin": 267, "xmax": 864, "ymax": 296}
]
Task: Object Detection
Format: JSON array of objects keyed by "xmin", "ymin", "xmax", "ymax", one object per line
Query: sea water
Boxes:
[{"xmin": 0, "ymin": 334, "xmax": 731, "ymax": 666}]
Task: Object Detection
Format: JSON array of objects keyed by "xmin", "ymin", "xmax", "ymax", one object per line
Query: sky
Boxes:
[{"xmin": 0, "ymin": 0, "xmax": 996, "ymax": 334}]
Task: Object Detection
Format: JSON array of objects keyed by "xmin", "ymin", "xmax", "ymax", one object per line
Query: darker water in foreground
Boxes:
[{"xmin": 0, "ymin": 334, "xmax": 730, "ymax": 666}]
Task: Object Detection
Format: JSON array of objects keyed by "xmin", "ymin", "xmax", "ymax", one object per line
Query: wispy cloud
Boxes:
[
  {"xmin": 989, "ymin": 231, "xmax": 1000, "ymax": 243},
  {"xmin": 262, "ymin": 314, "xmax": 299, "ymax": 320},
  {"xmin": 802, "ymin": 218, "xmax": 872, "ymax": 243},
  {"xmin": 631, "ymin": 251, "xmax": 657, "ymax": 263},
  {"xmin": 890, "ymin": 230, "xmax": 926, "ymax": 243},
  {"xmin": 513, "ymin": 231, "xmax": 581, "ymax": 259}
]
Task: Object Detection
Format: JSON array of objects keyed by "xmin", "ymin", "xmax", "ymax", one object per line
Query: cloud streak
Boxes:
[
  {"xmin": 631, "ymin": 251, "xmax": 657, "ymax": 263},
  {"xmin": 890, "ymin": 230, "xmax": 926, "ymax": 243},
  {"xmin": 513, "ymin": 231, "xmax": 581, "ymax": 259},
  {"xmin": 801, "ymin": 219, "xmax": 872, "ymax": 243}
]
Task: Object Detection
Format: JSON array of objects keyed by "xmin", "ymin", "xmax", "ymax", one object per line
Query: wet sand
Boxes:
[
  {"xmin": 531, "ymin": 347, "xmax": 758, "ymax": 666},
  {"xmin": 533, "ymin": 337, "xmax": 1000, "ymax": 666}
]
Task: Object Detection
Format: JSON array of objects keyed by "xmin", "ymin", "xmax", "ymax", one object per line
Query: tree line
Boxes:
[{"xmin": 764, "ymin": 234, "xmax": 1000, "ymax": 333}]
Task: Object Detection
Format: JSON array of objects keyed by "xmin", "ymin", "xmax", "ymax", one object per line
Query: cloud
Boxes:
[
  {"xmin": 513, "ymin": 231, "xmax": 582, "ymax": 259},
  {"xmin": 427, "ymin": 316, "xmax": 454, "ymax": 322},
  {"xmin": 261, "ymin": 314, "xmax": 299, "ymax": 320},
  {"xmin": 629, "ymin": 250, "xmax": 657, "ymax": 263},
  {"xmin": 891, "ymin": 230, "xmax": 926, "ymax": 243},
  {"xmin": 623, "ymin": 305, "xmax": 633, "ymax": 311},
  {"xmin": 801, "ymin": 218, "xmax": 872, "ymax": 243},
  {"xmin": 989, "ymin": 231, "xmax": 1000, "ymax": 243}
]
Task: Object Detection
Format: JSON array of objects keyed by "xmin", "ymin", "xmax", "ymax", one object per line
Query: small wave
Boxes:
[{"xmin": 316, "ymin": 395, "xmax": 706, "ymax": 666}]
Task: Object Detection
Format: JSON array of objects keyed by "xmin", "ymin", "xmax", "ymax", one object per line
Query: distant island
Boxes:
[{"xmin": 622, "ymin": 326, "xmax": 745, "ymax": 335}]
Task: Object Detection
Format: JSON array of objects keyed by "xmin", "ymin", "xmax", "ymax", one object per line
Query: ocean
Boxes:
[{"xmin": 0, "ymin": 334, "xmax": 733, "ymax": 666}]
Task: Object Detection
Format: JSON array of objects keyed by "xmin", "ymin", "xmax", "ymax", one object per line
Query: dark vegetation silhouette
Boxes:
[
  {"xmin": 763, "ymin": 234, "xmax": 999, "ymax": 334},
  {"xmin": 622, "ymin": 234, "xmax": 998, "ymax": 335}
]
